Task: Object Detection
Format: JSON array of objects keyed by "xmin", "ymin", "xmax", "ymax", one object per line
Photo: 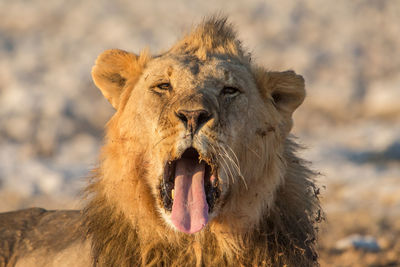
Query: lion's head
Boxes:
[{"xmin": 86, "ymin": 17, "xmax": 319, "ymax": 266}]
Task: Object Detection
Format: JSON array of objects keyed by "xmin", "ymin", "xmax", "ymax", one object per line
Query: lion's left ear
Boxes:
[
  {"xmin": 254, "ymin": 69, "xmax": 305, "ymax": 131},
  {"xmin": 92, "ymin": 49, "xmax": 149, "ymax": 109}
]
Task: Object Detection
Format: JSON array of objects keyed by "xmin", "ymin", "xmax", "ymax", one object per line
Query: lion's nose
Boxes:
[{"xmin": 175, "ymin": 109, "xmax": 213, "ymax": 135}]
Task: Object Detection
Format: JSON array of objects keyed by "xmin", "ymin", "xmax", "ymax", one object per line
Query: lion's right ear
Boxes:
[{"xmin": 91, "ymin": 49, "xmax": 149, "ymax": 109}]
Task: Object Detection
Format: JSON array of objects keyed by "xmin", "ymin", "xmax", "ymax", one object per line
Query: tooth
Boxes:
[
  {"xmin": 171, "ymin": 189, "xmax": 174, "ymax": 200},
  {"xmin": 211, "ymin": 175, "xmax": 217, "ymax": 187}
]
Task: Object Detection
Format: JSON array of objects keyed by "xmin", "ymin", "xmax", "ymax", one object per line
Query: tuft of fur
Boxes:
[
  {"xmin": 169, "ymin": 16, "xmax": 248, "ymax": 62},
  {"xmin": 83, "ymin": 16, "xmax": 323, "ymax": 267}
]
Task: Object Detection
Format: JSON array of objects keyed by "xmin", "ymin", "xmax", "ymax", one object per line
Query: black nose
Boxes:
[{"xmin": 175, "ymin": 109, "xmax": 212, "ymax": 135}]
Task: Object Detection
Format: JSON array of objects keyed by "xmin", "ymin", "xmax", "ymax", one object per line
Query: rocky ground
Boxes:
[{"xmin": 1, "ymin": 1, "xmax": 399, "ymax": 266}]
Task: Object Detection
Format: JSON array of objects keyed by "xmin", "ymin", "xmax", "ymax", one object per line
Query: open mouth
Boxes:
[{"xmin": 160, "ymin": 147, "xmax": 220, "ymax": 234}]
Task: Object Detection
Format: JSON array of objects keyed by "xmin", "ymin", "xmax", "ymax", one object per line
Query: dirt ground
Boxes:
[
  {"xmin": 295, "ymin": 120, "xmax": 400, "ymax": 266},
  {"xmin": 318, "ymin": 183, "xmax": 400, "ymax": 267},
  {"xmin": 1, "ymin": 1, "xmax": 399, "ymax": 266}
]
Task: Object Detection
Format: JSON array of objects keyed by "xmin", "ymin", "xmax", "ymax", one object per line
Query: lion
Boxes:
[{"xmin": 0, "ymin": 17, "xmax": 322, "ymax": 267}]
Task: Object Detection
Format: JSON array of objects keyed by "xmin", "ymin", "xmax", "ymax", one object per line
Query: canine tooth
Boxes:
[
  {"xmin": 211, "ymin": 175, "xmax": 217, "ymax": 187},
  {"xmin": 171, "ymin": 189, "xmax": 174, "ymax": 199}
]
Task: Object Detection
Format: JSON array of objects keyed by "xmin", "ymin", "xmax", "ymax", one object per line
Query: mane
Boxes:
[
  {"xmin": 83, "ymin": 138, "xmax": 322, "ymax": 266},
  {"xmin": 169, "ymin": 16, "xmax": 249, "ymax": 62}
]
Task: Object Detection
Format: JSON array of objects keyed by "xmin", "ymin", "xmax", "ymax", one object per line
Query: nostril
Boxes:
[
  {"xmin": 176, "ymin": 111, "xmax": 188, "ymax": 124},
  {"xmin": 197, "ymin": 111, "xmax": 212, "ymax": 126}
]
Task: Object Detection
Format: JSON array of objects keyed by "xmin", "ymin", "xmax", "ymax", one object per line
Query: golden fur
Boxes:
[{"xmin": 85, "ymin": 17, "xmax": 322, "ymax": 266}]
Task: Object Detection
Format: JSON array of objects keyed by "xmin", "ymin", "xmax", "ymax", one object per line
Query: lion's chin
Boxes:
[{"xmin": 159, "ymin": 147, "xmax": 220, "ymax": 234}]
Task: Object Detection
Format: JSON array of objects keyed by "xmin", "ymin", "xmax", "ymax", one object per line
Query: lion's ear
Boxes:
[
  {"xmin": 255, "ymin": 69, "xmax": 304, "ymax": 113},
  {"xmin": 264, "ymin": 71, "xmax": 305, "ymax": 115},
  {"xmin": 255, "ymin": 69, "xmax": 305, "ymax": 131},
  {"xmin": 92, "ymin": 49, "xmax": 147, "ymax": 109}
]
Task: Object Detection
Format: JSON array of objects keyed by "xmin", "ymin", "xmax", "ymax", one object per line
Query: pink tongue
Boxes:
[{"xmin": 171, "ymin": 158, "xmax": 209, "ymax": 234}]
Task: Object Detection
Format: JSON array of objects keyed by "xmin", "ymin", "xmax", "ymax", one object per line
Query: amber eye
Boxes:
[
  {"xmin": 156, "ymin": 83, "xmax": 172, "ymax": 91},
  {"xmin": 221, "ymin": 86, "xmax": 240, "ymax": 96}
]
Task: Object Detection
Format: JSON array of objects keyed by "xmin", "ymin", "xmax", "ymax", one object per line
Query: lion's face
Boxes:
[
  {"xmin": 91, "ymin": 28, "xmax": 305, "ymax": 234},
  {"xmin": 120, "ymin": 54, "xmax": 265, "ymax": 233}
]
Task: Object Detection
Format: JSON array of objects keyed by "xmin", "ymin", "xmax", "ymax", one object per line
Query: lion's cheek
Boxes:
[
  {"xmin": 219, "ymin": 96, "xmax": 249, "ymax": 141},
  {"xmin": 212, "ymin": 127, "xmax": 284, "ymax": 230}
]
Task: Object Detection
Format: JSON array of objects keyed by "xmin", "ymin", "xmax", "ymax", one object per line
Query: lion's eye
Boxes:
[
  {"xmin": 221, "ymin": 86, "xmax": 240, "ymax": 96},
  {"xmin": 156, "ymin": 83, "xmax": 172, "ymax": 91}
]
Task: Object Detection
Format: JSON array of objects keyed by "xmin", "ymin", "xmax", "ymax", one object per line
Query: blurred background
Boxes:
[{"xmin": 0, "ymin": 0, "xmax": 399, "ymax": 266}]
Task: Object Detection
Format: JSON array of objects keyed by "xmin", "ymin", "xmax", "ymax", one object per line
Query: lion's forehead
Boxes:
[{"xmin": 143, "ymin": 55, "xmax": 251, "ymax": 91}]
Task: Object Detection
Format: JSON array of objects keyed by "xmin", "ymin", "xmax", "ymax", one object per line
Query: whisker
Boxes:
[
  {"xmin": 224, "ymin": 145, "xmax": 240, "ymax": 167},
  {"xmin": 209, "ymin": 138, "xmax": 239, "ymax": 186},
  {"xmin": 209, "ymin": 142, "xmax": 230, "ymax": 187},
  {"xmin": 216, "ymin": 143, "xmax": 235, "ymax": 185},
  {"xmin": 245, "ymin": 144, "xmax": 261, "ymax": 159},
  {"xmin": 153, "ymin": 135, "xmax": 170, "ymax": 148},
  {"xmin": 221, "ymin": 144, "xmax": 248, "ymax": 190}
]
